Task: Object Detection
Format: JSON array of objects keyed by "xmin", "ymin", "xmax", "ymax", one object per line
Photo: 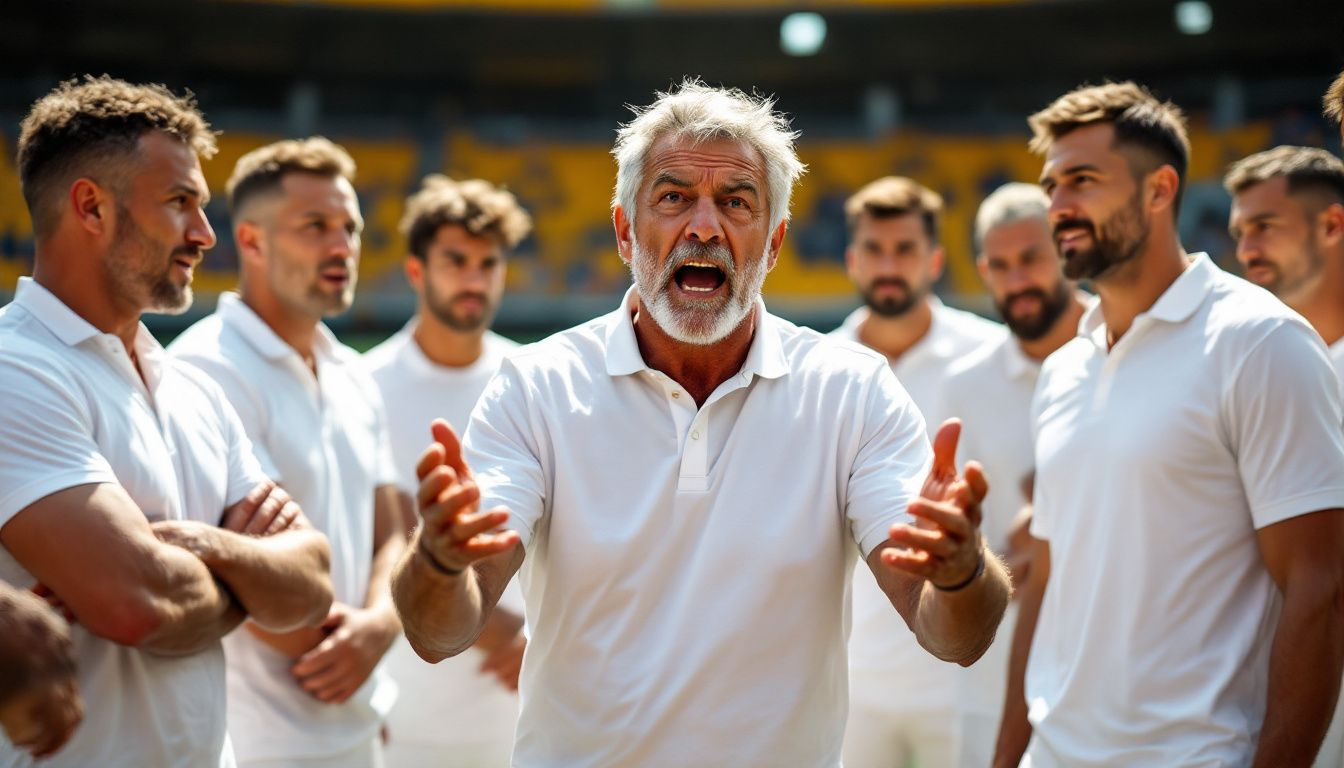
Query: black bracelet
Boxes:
[
  {"xmin": 417, "ymin": 539, "xmax": 464, "ymax": 577},
  {"xmin": 933, "ymin": 547, "xmax": 985, "ymax": 592}
]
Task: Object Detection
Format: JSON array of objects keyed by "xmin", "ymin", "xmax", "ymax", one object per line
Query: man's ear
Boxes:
[
  {"xmin": 765, "ymin": 219, "xmax": 788, "ymax": 272},
  {"xmin": 70, "ymin": 178, "xmax": 113, "ymax": 237},
  {"xmin": 235, "ymin": 220, "xmax": 265, "ymax": 266},
  {"xmin": 403, "ymin": 255, "xmax": 424, "ymax": 292},
  {"xmin": 1147, "ymin": 165, "xmax": 1180, "ymax": 216},
  {"xmin": 1318, "ymin": 202, "xmax": 1344, "ymax": 249},
  {"xmin": 929, "ymin": 245, "xmax": 946, "ymax": 281},
  {"xmin": 613, "ymin": 205, "xmax": 634, "ymax": 265}
]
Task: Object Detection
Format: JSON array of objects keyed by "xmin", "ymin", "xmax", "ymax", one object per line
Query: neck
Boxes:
[
  {"xmin": 1288, "ymin": 252, "xmax": 1344, "ymax": 348},
  {"xmin": 32, "ymin": 238, "xmax": 142, "ymax": 351},
  {"xmin": 411, "ymin": 311, "xmax": 487, "ymax": 368},
  {"xmin": 1093, "ymin": 230, "xmax": 1188, "ymax": 347},
  {"xmin": 856, "ymin": 298, "xmax": 934, "ymax": 363},
  {"xmin": 632, "ymin": 299, "xmax": 757, "ymax": 406},
  {"xmin": 1017, "ymin": 291, "xmax": 1089, "ymax": 361},
  {"xmin": 238, "ymin": 285, "xmax": 319, "ymax": 364}
]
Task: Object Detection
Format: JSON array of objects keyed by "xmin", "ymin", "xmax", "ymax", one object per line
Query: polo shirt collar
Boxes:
[
  {"xmin": 603, "ymin": 286, "xmax": 788, "ymax": 380},
  {"xmin": 14, "ymin": 276, "xmax": 106, "ymax": 347},
  {"xmin": 840, "ymin": 296, "xmax": 960, "ymax": 366},
  {"xmin": 1003, "ymin": 336, "xmax": 1040, "ymax": 381},
  {"xmin": 1078, "ymin": 253, "xmax": 1214, "ymax": 348},
  {"xmin": 216, "ymin": 292, "xmax": 340, "ymax": 365}
]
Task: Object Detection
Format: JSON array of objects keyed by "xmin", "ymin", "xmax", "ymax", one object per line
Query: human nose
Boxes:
[
  {"xmin": 188, "ymin": 206, "xmax": 216, "ymax": 250},
  {"xmin": 684, "ymin": 196, "xmax": 725, "ymax": 244},
  {"xmin": 1047, "ymin": 188, "xmax": 1075, "ymax": 227},
  {"xmin": 1233, "ymin": 232, "xmax": 1257, "ymax": 265}
]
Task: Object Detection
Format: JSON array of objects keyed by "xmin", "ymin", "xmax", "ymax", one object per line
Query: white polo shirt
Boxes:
[
  {"xmin": 465, "ymin": 290, "xmax": 931, "ymax": 767},
  {"xmin": 170, "ymin": 293, "xmax": 398, "ymax": 763},
  {"xmin": 363, "ymin": 323, "xmax": 524, "ymax": 756},
  {"xmin": 832, "ymin": 300, "xmax": 1003, "ymax": 715},
  {"xmin": 0, "ymin": 278, "xmax": 264, "ymax": 768},
  {"xmin": 1026, "ymin": 254, "xmax": 1344, "ymax": 766}
]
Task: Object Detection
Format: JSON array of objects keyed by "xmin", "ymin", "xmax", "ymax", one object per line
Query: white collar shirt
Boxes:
[
  {"xmin": 0, "ymin": 278, "xmax": 265, "ymax": 768},
  {"xmin": 831, "ymin": 299, "xmax": 1004, "ymax": 715},
  {"xmin": 1026, "ymin": 254, "xmax": 1344, "ymax": 766},
  {"xmin": 464, "ymin": 289, "xmax": 931, "ymax": 767},
  {"xmin": 170, "ymin": 292, "xmax": 398, "ymax": 762},
  {"xmin": 363, "ymin": 324, "xmax": 524, "ymax": 753}
]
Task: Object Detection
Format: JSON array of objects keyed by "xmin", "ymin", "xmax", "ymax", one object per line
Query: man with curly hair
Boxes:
[
  {"xmin": 1326, "ymin": 69, "xmax": 1344, "ymax": 145},
  {"xmin": 364, "ymin": 174, "xmax": 531, "ymax": 767},
  {"xmin": 0, "ymin": 76, "xmax": 333, "ymax": 768}
]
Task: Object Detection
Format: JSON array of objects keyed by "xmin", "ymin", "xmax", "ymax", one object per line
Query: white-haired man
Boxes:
[
  {"xmin": 391, "ymin": 80, "xmax": 1011, "ymax": 766},
  {"xmin": 929, "ymin": 183, "xmax": 1087, "ymax": 766}
]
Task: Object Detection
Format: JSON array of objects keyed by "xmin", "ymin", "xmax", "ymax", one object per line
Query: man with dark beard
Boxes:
[
  {"xmin": 831, "ymin": 175, "xmax": 1004, "ymax": 768},
  {"xmin": 363, "ymin": 174, "xmax": 531, "ymax": 767},
  {"xmin": 390, "ymin": 80, "xmax": 1010, "ymax": 767},
  {"xmin": 993, "ymin": 82, "xmax": 1344, "ymax": 768},
  {"xmin": 927, "ymin": 182, "xmax": 1087, "ymax": 767},
  {"xmin": 171, "ymin": 138, "xmax": 406, "ymax": 767}
]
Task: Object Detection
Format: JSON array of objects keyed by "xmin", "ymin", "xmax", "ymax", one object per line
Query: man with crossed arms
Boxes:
[
  {"xmin": 0, "ymin": 76, "xmax": 332, "ymax": 768},
  {"xmin": 392, "ymin": 80, "xmax": 1011, "ymax": 767}
]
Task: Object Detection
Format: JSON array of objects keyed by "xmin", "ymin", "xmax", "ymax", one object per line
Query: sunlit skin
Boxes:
[
  {"xmin": 844, "ymin": 212, "xmax": 942, "ymax": 361},
  {"xmin": 236, "ymin": 173, "xmax": 363, "ymax": 364},
  {"xmin": 405, "ymin": 224, "xmax": 507, "ymax": 368},
  {"xmin": 1039, "ymin": 123, "xmax": 1184, "ymax": 344},
  {"xmin": 32, "ymin": 131, "xmax": 216, "ymax": 354},
  {"xmin": 977, "ymin": 216, "xmax": 1086, "ymax": 359},
  {"xmin": 1230, "ymin": 176, "xmax": 1344, "ymax": 346},
  {"xmin": 613, "ymin": 135, "xmax": 786, "ymax": 405}
]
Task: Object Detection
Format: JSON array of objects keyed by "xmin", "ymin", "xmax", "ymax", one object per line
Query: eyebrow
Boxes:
[
  {"xmin": 1040, "ymin": 163, "xmax": 1104, "ymax": 184},
  {"xmin": 651, "ymin": 172, "xmax": 692, "ymax": 188},
  {"xmin": 718, "ymin": 180, "xmax": 760, "ymax": 199},
  {"xmin": 170, "ymin": 183, "xmax": 210, "ymax": 206}
]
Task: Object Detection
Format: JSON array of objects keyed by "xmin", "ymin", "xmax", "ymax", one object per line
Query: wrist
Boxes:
[
  {"xmin": 416, "ymin": 537, "xmax": 464, "ymax": 578},
  {"xmin": 933, "ymin": 546, "xmax": 985, "ymax": 592}
]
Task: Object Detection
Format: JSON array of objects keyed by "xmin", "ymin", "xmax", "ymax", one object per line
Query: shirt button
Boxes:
[
  {"xmin": 671, "ymin": 391, "xmax": 681, "ymax": 399},
  {"xmin": 691, "ymin": 430, "xmax": 700, "ymax": 440}
]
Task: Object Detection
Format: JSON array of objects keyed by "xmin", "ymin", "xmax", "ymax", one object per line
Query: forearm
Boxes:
[
  {"xmin": 199, "ymin": 528, "xmax": 333, "ymax": 632},
  {"xmin": 391, "ymin": 533, "xmax": 491, "ymax": 662},
  {"xmin": 909, "ymin": 547, "xmax": 1011, "ymax": 665},
  {"xmin": 1251, "ymin": 579, "xmax": 1344, "ymax": 767},
  {"xmin": 137, "ymin": 548, "xmax": 245, "ymax": 656},
  {"xmin": 993, "ymin": 564, "xmax": 1045, "ymax": 767}
]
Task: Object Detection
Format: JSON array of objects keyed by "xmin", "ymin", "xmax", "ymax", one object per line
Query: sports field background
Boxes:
[{"xmin": 1, "ymin": 0, "xmax": 1340, "ymax": 347}]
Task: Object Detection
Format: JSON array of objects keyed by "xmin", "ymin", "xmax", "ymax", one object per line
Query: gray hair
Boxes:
[
  {"xmin": 973, "ymin": 182, "xmax": 1051, "ymax": 254},
  {"xmin": 611, "ymin": 79, "xmax": 806, "ymax": 234}
]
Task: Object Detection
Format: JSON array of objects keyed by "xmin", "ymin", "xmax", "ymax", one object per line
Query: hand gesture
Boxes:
[
  {"xmin": 290, "ymin": 603, "xmax": 398, "ymax": 704},
  {"xmin": 881, "ymin": 419, "xmax": 989, "ymax": 590},
  {"xmin": 414, "ymin": 419, "xmax": 519, "ymax": 574},
  {"xmin": 221, "ymin": 481, "xmax": 304, "ymax": 536}
]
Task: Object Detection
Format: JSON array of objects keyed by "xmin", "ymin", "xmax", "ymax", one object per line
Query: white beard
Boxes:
[{"xmin": 630, "ymin": 237, "xmax": 767, "ymax": 346}]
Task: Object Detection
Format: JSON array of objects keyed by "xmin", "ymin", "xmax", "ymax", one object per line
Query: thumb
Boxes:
[
  {"xmin": 930, "ymin": 418, "xmax": 961, "ymax": 477},
  {"xmin": 431, "ymin": 418, "xmax": 472, "ymax": 480}
]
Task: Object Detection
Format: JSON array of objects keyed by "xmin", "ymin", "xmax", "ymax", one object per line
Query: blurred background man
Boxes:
[
  {"xmin": 1225, "ymin": 144, "xmax": 1344, "ymax": 768},
  {"xmin": 1328, "ymin": 69, "xmax": 1344, "ymax": 144},
  {"xmin": 833, "ymin": 175, "xmax": 1002, "ymax": 768},
  {"xmin": 0, "ymin": 581, "xmax": 80, "ymax": 761},
  {"xmin": 172, "ymin": 138, "xmax": 406, "ymax": 768},
  {"xmin": 932, "ymin": 181, "xmax": 1087, "ymax": 767},
  {"xmin": 364, "ymin": 174, "xmax": 532, "ymax": 767}
]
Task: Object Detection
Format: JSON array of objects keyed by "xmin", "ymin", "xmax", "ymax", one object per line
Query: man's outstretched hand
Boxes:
[
  {"xmin": 415, "ymin": 419, "xmax": 520, "ymax": 575},
  {"xmin": 880, "ymin": 419, "xmax": 989, "ymax": 589}
]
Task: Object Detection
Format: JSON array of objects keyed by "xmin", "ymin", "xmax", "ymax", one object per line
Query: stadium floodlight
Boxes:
[
  {"xmin": 781, "ymin": 12, "xmax": 826, "ymax": 57},
  {"xmin": 1174, "ymin": 1, "xmax": 1212, "ymax": 35}
]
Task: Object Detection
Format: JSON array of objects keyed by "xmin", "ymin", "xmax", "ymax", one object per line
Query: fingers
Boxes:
[
  {"xmin": 887, "ymin": 522, "xmax": 959, "ymax": 559},
  {"xmin": 416, "ymin": 441, "xmax": 448, "ymax": 483},
  {"xmin": 264, "ymin": 500, "xmax": 303, "ymax": 535},
  {"xmin": 903, "ymin": 498, "xmax": 972, "ymax": 541},
  {"xmin": 222, "ymin": 481, "xmax": 277, "ymax": 531},
  {"xmin": 964, "ymin": 461, "xmax": 989, "ymax": 505},
  {"xmin": 243, "ymin": 487, "xmax": 292, "ymax": 535}
]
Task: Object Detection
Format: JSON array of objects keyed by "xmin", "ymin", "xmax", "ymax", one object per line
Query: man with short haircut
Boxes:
[
  {"xmin": 171, "ymin": 138, "xmax": 405, "ymax": 767},
  {"xmin": 0, "ymin": 581, "xmax": 81, "ymax": 760},
  {"xmin": 364, "ymin": 174, "xmax": 531, "ymax": 767},
  {"xmin": 832, "ymin": 175, "xmax": 1004, "ymax": 768},
  {"xmin": 1225, "ymin": 144, "xmax": 1344, "ymax": 767},
  {"xmin": 1326, "ymin": 69, "xmax": 1344, "ymax": 144},
  {"xmin": 929, "ymin": 182, "xmax": 1087, "ymax": 766},
  {"xmin": 994, "ymin": 82, "xmax": 1344, "ymax": 767},
  {"xmin": 392, "ymin": 81, "xmax": 1011, "ymax": 767},
  {"xmin": 0, "ymin": 77, "xmax": 333, "ymax": 768}
]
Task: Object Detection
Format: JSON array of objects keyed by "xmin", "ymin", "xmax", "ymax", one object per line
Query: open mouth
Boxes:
[
  {"xmin": 673, "ymin": 260, "xmax": 727, "ymax": 295},
  {"xmin": 320, "ymin": 267, "xmax": 350, "ymax": 286}
]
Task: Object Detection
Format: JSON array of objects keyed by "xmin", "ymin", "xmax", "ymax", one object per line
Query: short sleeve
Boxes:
[
  {"xmin": 176, "ymin": 353, "xmax": 280, "ymax": 480},
  {"xmin": 368, "ymin": 386, "xmax": 400, "ymax": 490},
  {"xmin": 846, "ymin": 363, "xmax": 933, "ymax": 557},
  {"xmin": 0, "ymin": 361, "xmax": 118, "ymax": 526},
  {"xmin": 1225, "ymin": 321, "xmax": 1344, "ymax": 528},
  {"xmin": 464, "ymin": 361, "xmax": 547, "ymax": 548},
  {"xmin": 213, "ymin": 387, "xmax": 270, "ymax": 508}
]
